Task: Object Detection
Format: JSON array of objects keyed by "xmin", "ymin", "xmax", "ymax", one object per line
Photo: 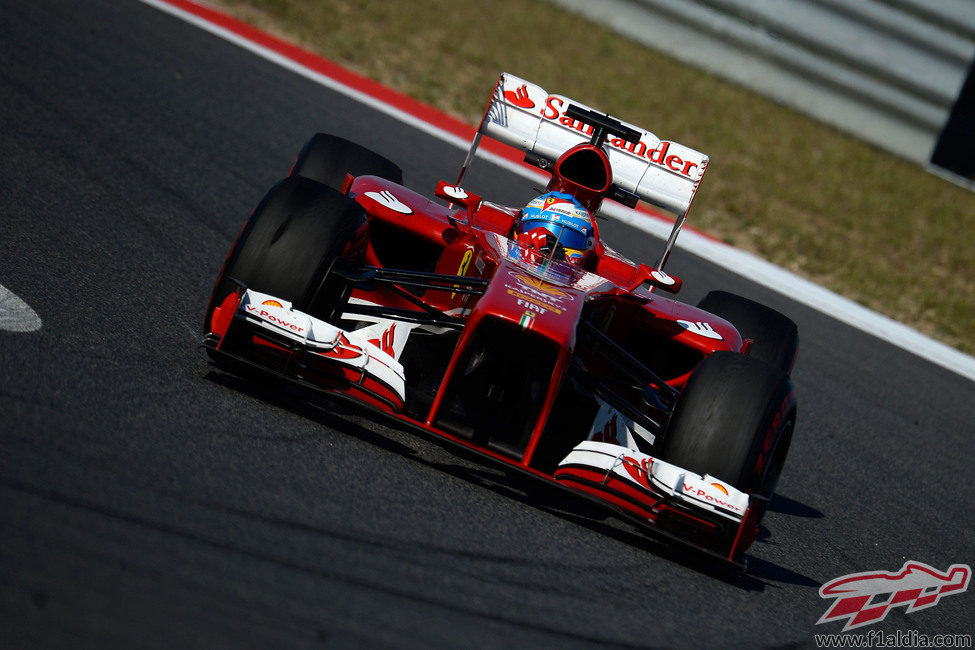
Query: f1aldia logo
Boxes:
[{"xmin": 817, "ymin": 561, "xmax": 970, "ymax": 631}]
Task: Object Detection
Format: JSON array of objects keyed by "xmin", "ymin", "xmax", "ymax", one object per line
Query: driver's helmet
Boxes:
[{"xmin": 515, "ymin": 191, "xmax": 595, "ymax": 265}]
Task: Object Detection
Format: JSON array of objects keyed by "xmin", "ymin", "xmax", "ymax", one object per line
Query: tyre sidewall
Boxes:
[
  {"xmin": 291, "ymin": 133, "xmax": 402, "ymax": 189},
  {"xmin": 697, "ymin": 291, "xmax": 798, "ymax": 374},
  {"xmin": 205, "ymin": 176, "xmax": 365, "ymax": 329},
  {"xmin": 661, "ymin": 351, "xmax": 796, "ymax": 495}
]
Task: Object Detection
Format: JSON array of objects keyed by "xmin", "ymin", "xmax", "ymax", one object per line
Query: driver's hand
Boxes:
[{"xmin": 516, "ymin": 227, "xmax": 556, "ymax": 263}]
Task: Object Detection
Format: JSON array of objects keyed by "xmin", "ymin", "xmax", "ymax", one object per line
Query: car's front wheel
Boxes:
[
  {"xmin": 204, "ymin": 175, "xmax": 366, "ymax": 335},
  {"xmin": 290, "ymin": 133, "xmax": 402, "ymax": 189},
  {"xmin": 659, "ymin": 351, "xmax": 796, "ymax": 527},
  {"xmin": 697, "ymin": 291, "xmax": 798, "ymax": 374}
]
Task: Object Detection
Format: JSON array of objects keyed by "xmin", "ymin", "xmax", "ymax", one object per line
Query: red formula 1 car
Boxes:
[{"xmin": 204, "ymin": 73, "xmax": 798, "ymax": 565}]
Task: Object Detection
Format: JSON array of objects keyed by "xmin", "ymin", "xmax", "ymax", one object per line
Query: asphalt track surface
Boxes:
[{"xmin": 1, "ymin": 1, "xmax": 972, "ymax": 647}]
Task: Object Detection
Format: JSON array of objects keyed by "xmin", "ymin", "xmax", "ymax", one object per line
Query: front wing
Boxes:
[
  {"xmin": 206, "ymin": 287, "xmax": 408, "ymax": 412},
  {"xmin": 205, "ymin": 286, "xmax": 762, "ymax": 564}
]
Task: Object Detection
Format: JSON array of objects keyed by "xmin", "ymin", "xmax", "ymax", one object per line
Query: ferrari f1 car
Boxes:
[{"xmin": 204, "ymin": 73, "xmax": 798, "ymax": 565}]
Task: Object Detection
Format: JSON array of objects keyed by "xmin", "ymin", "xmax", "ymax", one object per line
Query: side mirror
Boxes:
[
  {"xmin": 435, "ymin": 182, "xmax": 482, "ymax": 224},
  {"xmin": 632, "ymin": 263, "xmax": 682, "ymax": 294}
]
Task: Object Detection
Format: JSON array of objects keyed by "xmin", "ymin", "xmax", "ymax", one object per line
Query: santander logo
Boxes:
[
  {"xmin": 621, "ymin": 455, "xmax": 653, "ymax": 489},
  {"xmin": 441, "ymin": 185, "xmax": 468, "ymax": 200},
  {"xmin": 504, "ymin": 83, "xmax": 534, "ymax": 109},
  {"xmin": 364, "ymin": 190, "xmax": 412, "ymax": 215},
  {"xmin": 817, "ymin": 561, "xmax": 971, "ymax": 631},
  {"xmin": 650, "ymin": 270, "xmax": 676, "ymax": 286},
  {"xmin": 676, "ymin": 320, "xmax": 723, "ymax": 340},
  {"xmin": 529, "ymin": 92, "xmax": 701, "ymax": 179},
  {"xmin": 322, "ymin": 332, "xmax": 363, "ymax": 360}
]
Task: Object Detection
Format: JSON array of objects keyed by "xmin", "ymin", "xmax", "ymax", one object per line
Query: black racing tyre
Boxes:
[
  {"xmin": 205, "ymin": 175, "xmax": 366, "ymax": 332},
  {"xmin": 660, "ymin": 351, "xmax": 796, "ymax": 516},
  {"xmin": 697, "ymin": 291, "xmax": 798, "ymax": 374},
  {"xmin": 290, "ymin": 133, "xmax": 402, "ymax": 189}
]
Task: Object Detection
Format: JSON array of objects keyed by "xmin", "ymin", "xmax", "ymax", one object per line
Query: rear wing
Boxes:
[
  {"xmin": 462, "ymin": 72, "xmax": 708, "ymax": 219},
  {"xmin": 458, "ymin": 73, "xmax": 709, "ymax": 269}
]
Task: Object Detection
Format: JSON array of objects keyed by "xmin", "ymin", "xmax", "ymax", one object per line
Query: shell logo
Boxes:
[
  {"xmin": 261, "ymin": 299, "xmax": 283, "ymax": 308},
  {"xmin": 710, "ymin": 482, "xmax": 729, "ymax": 496},
  {"xmin": 512, "ymin": 273, "xmax": 568, "ymax": 298}
]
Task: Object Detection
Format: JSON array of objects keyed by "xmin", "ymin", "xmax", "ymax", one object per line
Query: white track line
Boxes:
[
  {"xmin": 0, "ymin": 284, "xmax": 42, "ymax": 332},
  {"xmin": 142, "ymin": 0, "xmax": 975, "ymax": 383}
]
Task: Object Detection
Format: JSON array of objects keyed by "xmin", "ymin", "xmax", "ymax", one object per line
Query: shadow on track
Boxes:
[{"xmin": 201, "ymin": 357, "xmax": 820, "ymax": 593}]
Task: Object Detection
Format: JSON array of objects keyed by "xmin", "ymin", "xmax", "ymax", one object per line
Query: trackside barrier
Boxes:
[{"xmin": 548, "ymin": 0, "xmax": 975, "ymax": 184}]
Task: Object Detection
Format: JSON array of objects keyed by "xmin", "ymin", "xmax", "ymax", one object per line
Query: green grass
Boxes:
[{"xmin": 213, "ymin": 0, "xmax": 975, "ymax": 355}]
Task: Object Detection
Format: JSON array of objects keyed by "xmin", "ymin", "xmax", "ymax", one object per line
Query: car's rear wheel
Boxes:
[
  {"xmin": 204, "ymin": 175, "xmax": 366, "ymax": 336},
  {"xmin": 290, "ymin": 133, "xmax": 402, "ymax": 189},
  {"xmin": 697, "ymin": 291, "xmax": 798, "ymax": 374},
  {"xmin": 659, "ymin": 351, "xmax": 796, "ymax": 525}
]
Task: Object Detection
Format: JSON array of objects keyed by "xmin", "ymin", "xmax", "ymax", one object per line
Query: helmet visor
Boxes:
[{"xmin": 520, "ymin": 218, "xmax": 591, "ymax": 252}]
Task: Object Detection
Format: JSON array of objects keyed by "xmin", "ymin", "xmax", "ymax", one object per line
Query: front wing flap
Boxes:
[
  {"xmin": 555, "ymin": 441, "xmax": 759, "ymax": 559},
  {"xmin": 206, "ymin": 288, "xmax": 409, "ymax": 410}
]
